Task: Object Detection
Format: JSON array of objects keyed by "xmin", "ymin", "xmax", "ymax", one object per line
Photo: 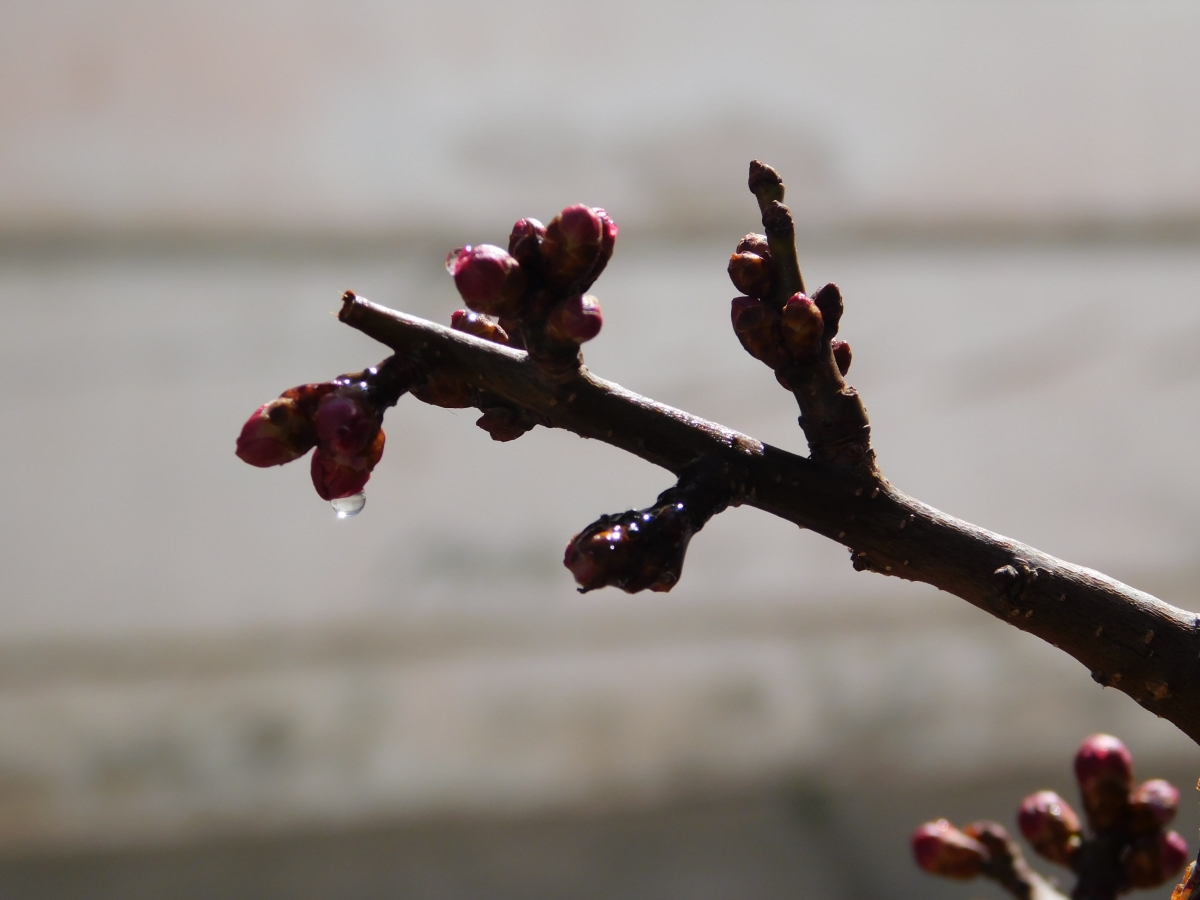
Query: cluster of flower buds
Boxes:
[
  {"xmin": 563, "ymin": 467, "xmax": 730, "ymax": 594},
  {"xmin": 235, "ymin": 356, "xmax": 415, "ymax": 502},
  {"xmin": 445, "ymin": 204, "xmax": 616, "ymax": 360},
  {"xmin": 912, "ymin": 734, "xmax": 1189, "ymax": 896}
]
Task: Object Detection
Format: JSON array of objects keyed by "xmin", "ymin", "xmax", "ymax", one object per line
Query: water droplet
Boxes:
[{"xmin": 331, "ymin": 492, "xmax": 366, "ymax": 519}]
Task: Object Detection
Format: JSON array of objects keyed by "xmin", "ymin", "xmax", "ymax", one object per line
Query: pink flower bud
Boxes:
[
  {"xmin": 780, "ymin": 293, "xmax": 824, "ymax": 360},
  {"xmin": 1126, "ymin": 831, "xmax": 1189, "ymax": 889},
  {"xmin": 476, "ymin": 406, "xmax": 532, "ymax": 442},
  {"xmin": 911, "ymin": 820, "xmax": 990, "ymax": 880},
  {"xmin": 545, "ymin": 294, "xmax": 603, "ymax": 344},
  {"xmin": 832, "ymin": 340, "xmax": 852, "ymax": 376},
  {"xmin": 1017, "ymin": 790, "xmax": 1082, "ymax": 865},
  {"xmin": 310, "ymin": 429, "xmax": 384, "ymax": 501},
  {"xmin": 314, "ymin": 389, "xmax": 378, "ymax": 463},
  {"xmin": 812, "ymin": 283, "xmax": 843, "ymax": 338},
  {"xmin": 447, "ymin": 244, "xmax": 528, "ymax": 317},
  {"xmin": 1075, "ymin": 733, "xmax": 1134, "ymax": 830},
  {"xmin": 235, "ymin": 397, "xmax": 316, "ymax": 467},
  {"xmin": 731, "ymin": 296, "xmax": 788, "ymax": 369},
  {"xmin": 507, "ymin": 217, "xmax": 545, "ymax": 267},
  {"xmin": 540, "ymin": 205, "xmax": 616, "ymax": 293},
  {"xmin": 451, "ymin": 309, "xmax": 509, "ymax": 345},
  {"xmin": 1130, "ymin": 779, "xmax": 1180, "ymax": 834},
  {"xmin": 728, "ymin": 251, "xmax": 773, "ymax": 299}
]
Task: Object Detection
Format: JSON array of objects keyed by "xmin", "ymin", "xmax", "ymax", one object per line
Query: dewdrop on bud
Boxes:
[
  {"xmin": 447, "ymin": 244, "xmax": 528, "ymax": 318},
  {"xmin": 1130, "ymin": 779, "xmax": 1180, "ymax": 834},
  {"xmin": 310, "ymin": 429, "xmax": 384, "ymax": 501},
  {"xmin": 1125, "ymin": 831, "xmax": 1189, "ymax": 889},
  {"xmin": 780, "ymin": 293, "xmax": 824, "ymax": 360},
  {"xmin": 1017, "ymin": 791, "xmax": 1082, "ymax": 865},
  {"xmin": 1075, "ymin": 733, "xmax": 1134, "ymax": 830},
  {"xmin": 451, "ymin": 309, "xmax": 509, "ymax": 345},
  {"xmin": 812, "ymin": 283, "xmax": 843, "ymax": 338},
  {"xmin": 236, "ymin": 397, "xmax": 316, "ymax": 467},
  {"xmin": 545, "ymin": 294, "xmax": 603, "ymax": 344},
  {"xmin": 728, "ymin": 250, "xmax": 773, "ymax": 299},
  {"xmin": 508, "ymin": 217, "xmax": 545, "ymax": 268},
  {"xmin": 911, "ymin": 820, "xmax": 990, "ymax": 880},
  {"xmin": 731, "ymin": 296, "xmax": 788, "ymax": 370},
  {"xmin": 832, "ymin": 340, "xmax": 852, "ymax": 376}
]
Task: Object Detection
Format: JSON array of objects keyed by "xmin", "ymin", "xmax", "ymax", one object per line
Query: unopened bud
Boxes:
[
  {"xmin": 1126, "ymin": 831, "xmax": 1190, "ymax": 889},
  {"xmin": 812, "ymin": 283, "xmax": 843, "ymax": 338},
  {"xmin": 911, "ymin": 820, "xmax": 990, "ymax": 880},
  {"xmin": 236, "ymin": 397, "xmax": 317, "ymax": 467},
  {"xmin": 545, "ymin": 294, "xmax": 603, "ymax": 344},
  {"xmin": 540, "ymin": 205, "xmax": 615, "ymax": 293},
  {"xmin": 564, "ymin": 502, "xmax": 694, "ymax": 594},
  {"xmin": 315, "ymin": 388, "xmax": 379, "ymax": 463},
  {"xmin": 731, "ymin": 296, "xmax": 788, "ymax": 369},
  {"xmin": 1130, "ymin": 779, "xmax": 1180, "ymax": 834},
  {"xmin": 310, "ymin": 429, "xmax": 384, "ymax": 501},
  {"xmin": 476, "ymin": 406, "xmax": 533, "ymax": 442},
  {"xmin": 411, "ymin": 376, "xmax": 475, "ymax": 408},
  {"xmin": 508, "ymin": 217, "xmax": 545, "ymax": 268},
  {"xmin": 447, "ymin": 244, "xmax": 528, "ymax": 317},
  {"xmin": 736, "ymin": 233, "xmax": 771, "ymax": 258},
  {"xmin": 728, "ymin": 251, "xmax": 773, "ymax": 299},
  {"xmin": 1075, "ymin": 733, "xmax": 1134, "ymax": 830},
  {"xmin": 1017, "ymin": 791, "xmax": 1082, "ymax": 866},
  {"xmin": 832, "ymin": 340, "xmax": 852, "ymax": 376},
  {"xmin": 780, "ymin": 293, "xmax": 824, "ymax": 360},
  {"xmin": 451, "ymin": 309, "xmax": 509, "ymax": 345}
]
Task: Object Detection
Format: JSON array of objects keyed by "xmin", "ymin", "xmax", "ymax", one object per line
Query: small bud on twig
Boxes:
[
  {"xmin": 1075, "ymin": 733, "xmax": 1134, "ymax": 831},
  {"xmin": 831, "ymin": 339, "xmax": 852, "ymax": 376},
  {"xmin": 451, "ymin": 308, "xmax": 510, "ymax": 345},
  {"xmin": 780, "ymin": 292, "xmax": 824, "ymax": 360},
  {"xmin": 731, "ymin": 296, "xmax": 788, "ymax": 369},
  {"xmin": 507, "ymin": 217, "xmax": 545, "ymax": 268},
  {"xmin": 812, "ymin": 283, "xmax": 843, "ymax": 338},
  {"xmin": 545, "ymin": 294, "xmax": 603, "ymax": 345},
  {"xmin": 912, "ymin": 820, "xmax": 990, "ymax": 879},
  {"xmin": 447, "ymin": 244, "xmax": 528, "ymax": 318},
  {"xmin": 1125, "ymin": 831, "xmax": 1189, "ymax": 889},
  {"xmin": 1129, "ymin": 779, "xmax": 1180, "ymax": 834},
  {"xmin": 1017, "ymin": 790, "xmax": 1083, "ymax": 866}
]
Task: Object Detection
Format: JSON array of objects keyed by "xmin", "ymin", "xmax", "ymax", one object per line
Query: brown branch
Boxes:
[{"xmin": 339, "ymin": 292, "xmax": 1200, "ymax": 746}]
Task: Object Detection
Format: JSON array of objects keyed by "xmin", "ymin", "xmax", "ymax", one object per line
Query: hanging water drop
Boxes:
[{"xmin": 331, "ymin": 492, "xmax": 366, "ymax": 519}]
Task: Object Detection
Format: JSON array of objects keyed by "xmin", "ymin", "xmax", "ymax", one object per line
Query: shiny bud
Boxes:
[
  {"xmin": 564, "ymin": 503, "xmax": 694, "ymax": 594},
  {"xmin": 731, "ymin": 296, "xmax": 788, "ymax": 369},
  {"xmin": 236, "ymin": 397, "xmax": 316, "ymax": 467},
  {"xmin": 508, "ymin": 217, "xmax": 545, "ymax": 268},
  {"xmin": 540, "ymin": 205, "xmax": 615, "ymax": 293},
  {"xmin": 310, "ymin": 429, "xmax": 384, "ymax": 501},
  {"xmin": 832, "ymin": 340, "xmax": 852, "ymax": 376},
  {"xmin": 1130, "ymin": 779, "xmax": 1180, "ymax": 834},
  {"xmin": 410, "ymin": 376, "xmax": 475, "ymax": 409},
  {"xmin": 911, "ymin": 820, "xmax": 990, "ymax": 880},
  {"xmin": 1075, "ymin": 733, "xmax": 1134, "ymax": 830},
  {"xmin": 780, "ymin": 293, "xmax": 824, "ymax": 360},
  {"xmin": 728, "ymin": 251, "xmax": 773, "ymax": 299},
  {"xmin": 314, "ymin": 388, "xmax": 378, "ymax": 463},
  {"xmin": 476, "ymin": 406, "xmax": 532, "ymax": 442},
  {"xmin": 447, "ymin": 244, "xmax": 528, "ymax": 317},
  {"xmin": 1017, "ymin": 791, "xmax": 1082, "ymax": 865},
  {"xmin": 1126, "ymin": 831, "xmax": 1189, "ymax": 889},
  {"xmin": 451, "ymin": 309, "xmax": 509, "ymax": 345},
  {"xmin": 812, "ymin": 283, "xmax": 843, "ymax": 338},
  {"xmin": 545, "ymin": 294, "xmax": 603, "ymax": 344}
]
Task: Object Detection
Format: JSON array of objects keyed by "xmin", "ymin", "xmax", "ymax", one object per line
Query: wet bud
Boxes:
[
  {"xmin": 508, "ymin": 217, "xmax": 545, "ymax": 268},
  {"xmin": 564, "ymin": 502, "xmax": 695, "ymax": 594},
  {"xmin": 236, "ymin": 397, "xmax": 316, "ymax": 467},
  {"xmin": 540, "ymin": 205, "xmax": 615, "ymax": 293},
  {"xmin": 780, "ymin": 293, "xmax": 824, "ymax": 360},
  {"xmin": 832, "ymin": 340, "xmax": 852, "ymax": 376},
  {"xmin": 1173, "ymin": 860, "xmax": 1200, "ymax": 900},
  {"xmin": 911, "ymin": 820, "xmax": 990, "ymax": 880},
  {"xmin": 410, "ymin": 376, "xmax": 475, "ymax": 409},
  {"xmin": 1075, "ymin": 733, "xmax": 1134, "ymax": 830},
  {"xmin": 447, "ymin": 244, "xmax": 528, "ymax": 317},
  {"xmin": 1130, "ymin": 779, "xmax": 1180, "ymax": 834},
  {"xmin": 545, "ymin": 294, "xmax": 603, "ymax": 344},
  {"xmin": 451, "ymin": 308, "xmax": 509, "ymax": 345},
  {"xmin": 728, "ymin": 251, "xmax": 773, "ymax": 299},
  {"xmin": 1126, "ymin": 831, "xmax": 1190, "ymax": 889},
  {"xmin": 476, "ymin": 406, "xmax": 533, "ymax": 442},
  {"xmin": 736, "ymin": 233, "xmax": 771, "ymax": 258},
  {"xmin": 314, "ymin": 388, "xmax": 379, "ymax": 463},
  {"xmin": 310, "ymin": 429, "xmax": 384, "ymax": 501},
  {"xmin": 731, "ymin": 296, "xmax": 788, "ymax": 369},
  {"xmin": 1017, "ymin": 791, "xmax": 1082, "ymax": 865},
  {"xmin": 812, "ymin": 283, "xmax": 843, "ymax": 338}
]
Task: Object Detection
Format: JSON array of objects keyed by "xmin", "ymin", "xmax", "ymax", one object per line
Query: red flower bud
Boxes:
[
  {"xmin": 1017, "ymin": 790, "xmax": 1082, "ymax": 865},
  {"xmin": 832, "ymin": 339, "xmax": 852, "ymax": 376},
  {"xmin": 451, "ymin": 309, "xmax": 509, "ymax": 345},
  {"xmin": 447, "ymin": 244, "xmax": 528, "ymax": 317},
  {"xmin": 545, "ymin": 294, "xmax": 603, "ymax": 344},
  {"xmin": 236, "ymin": 397, "xmax": 317, "ymax": 467},
  {"xmin": 564, "ymin": 503, "xmax": 694, "ymax": 594},
  {"xmin": 736, "ymin": 233, "xmax": 771, "ymax": 258},
  {"xmin": 476, "ymin": 406, "xmax": 532, "ymax": 442},
  {"xmin": 1075, "ymin": 733, "xmax": 1134, "ymax": 830},
  {"xmin": 728, "ymin": 251, "xmax": 773, "ymax": 299},
  {"xmin": 1130, "ymin": 779, "xmax": 1180, "ymax": 834},
  {"xmin": 1126, "ymin": 831, "xmax": 1189, "ymax": 889},
  {"xmin": 812, "ymin": 283, "xmax": 843, "ymax": 338},
  {"xmin": 508, "ymin": 217, "xmax": 545, "ymax": 267},
  {"xmin": 310, "ymin": 429, "xmax": 384, "ymax": 501},
  {"xmin": 314, "ymin": 389, "xmax": 379, "ymax": 463},
  {"xmin": 780, "ymin": 293, "xmax": 824, "ymax": 360},
  {"xmin": 731, "ymin": 296, "xmax": 788, "ymax": 369},
  {"xmin": 911, "ymin": 820, "xmax": 990, "ymax": 880},
  {"xmin": 540, "ymin": 205, "xmax": 615, "ymax": 293}
]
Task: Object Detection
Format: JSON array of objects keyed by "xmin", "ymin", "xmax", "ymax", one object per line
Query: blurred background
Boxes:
[{"xmin": 1, "ymin": 1, "xmax": 1200, "ymax": 897}]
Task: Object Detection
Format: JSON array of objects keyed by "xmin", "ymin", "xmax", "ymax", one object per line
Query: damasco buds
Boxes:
[
  {"xmin": 728, "ymin": 240, "xmax": 773, "ymax": 299},
  {"xmin": 447, "ymin": 244, "xmax": 528, "ymax": 317},
  {"xmin": 310, "ymin": 430, "xmax": 384, "ymax": 501},
  {"xmin": 476, "ymin": 406, "xmax": 533, "ymax": 442},
  {"xmin": 540, "ymin": 205, "xmax": 617, "ymax": 293},
  {"xmin": 507, "ymin": 217, "xmax": 545, "ymax": 267},
  {"xmin": 1129, "ymin": 779, "xmax": 1179, "ymax": 834},
  {"xmin": 545, "ymin": 294, "xmax": 603, "ymax": 345},
  {"xmin": 731, "ymin": 296, "xmax": 787, "ymax": 369},
  {"xmin": 1075, "ymin": 733, "xmax": 1134, "ymax": 830},
  {"xmin": 780, "ymin": 293, "xmax": 824, "ymax": 360},
  {"xmin": 1017, "ymin": 790, "xmax": 1082, "ymax": 865},
  {"xmin": 451, "ymin": 309, "xmax": 509, "ymax": 345},
  {"xmin": 832, "ymin": 339, "xmax": 852, "ymax": 376},
  {"xmin": 236, "ymin": 396, "xmax": 319, "ymax": 467},
  {"xmin": 1125, "ymin": 831, "xmax": 1189, "ymax": 889},
  {"xmin": 564, "ymin": 502, "xmax": 695, "ymax": 594},
  {"xmin": 812, "ymin": 282, "xmax": 843, "ymax": 337},
  {"xmin": 911, "ymin": 820, "xmax": 990, "ymax": 879}
]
